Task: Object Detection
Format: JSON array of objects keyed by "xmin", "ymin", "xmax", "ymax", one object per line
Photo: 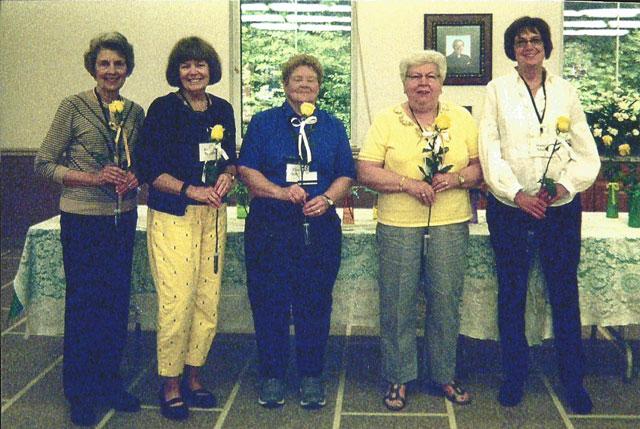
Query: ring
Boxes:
[
  {"xmin": 443, "ymin": 181, "xmax": 448, "ymax": 186},
  {"xmin": 317, "ymin": 209, "xmax": 321, "ymax": 214},
  {"xmin": 420, "ymin": 193, "xmax": 426, "ymax": 197}
]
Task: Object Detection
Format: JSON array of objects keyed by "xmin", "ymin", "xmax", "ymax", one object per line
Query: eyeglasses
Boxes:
[
  {"xmin": 514, "ymin": 38, "xmax": 543, "ymax": 49},
  {"xmin": 405, "ymin": 74, "xmax": 440, "ymax": 83}
]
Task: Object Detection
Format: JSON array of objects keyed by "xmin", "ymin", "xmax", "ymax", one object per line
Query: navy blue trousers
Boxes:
[
  {"xmin": 60, "ymin": 211, "xmax": 136, "ymax": 401},
  {"xmin": 244, "ymin": 199, "xmax": 342, "ymax": 379},
  {"xmin": 486, "ymin": 194, "xmax": 585, "ymax": 388}
]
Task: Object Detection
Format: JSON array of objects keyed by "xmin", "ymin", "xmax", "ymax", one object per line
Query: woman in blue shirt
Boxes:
[
  {"xmin": 135, "ymin": 36, "xmax": 237, "ymax": 421},
  {"xmin": 238, "ymin": 54, "xmax": 355, "ymax": 410}
]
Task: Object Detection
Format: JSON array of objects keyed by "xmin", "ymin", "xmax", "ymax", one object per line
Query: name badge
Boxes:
[
  {"xmin": 286, "ymin": 163, "xmax": 318, "ymax": 185},
  {"xmin": 199, "ymin": 143, "xmax": 218, "ymax": 162}
]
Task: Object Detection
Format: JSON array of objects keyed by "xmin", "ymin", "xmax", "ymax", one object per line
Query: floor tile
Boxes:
[
  {"xmin": 453, "ymin": 373, "xmax": 566, "ymax": 429},
  {"xmin": 1, "ymin": 334, "xmax": 62, "ymax": 399},
  {"xmin": 342, "ymin": 336, "xmax": 446, "ymax": 414},
  {"xmin": 104, "ymin": 407, "xmax": 221, "ymax": 428},
  {"xmin": 340, "ymin": 415, "xmax": 449, "ymax": 429},
  {"xmin": 219, "ymin": 336, "xmax": 344, "ymax": 429}
]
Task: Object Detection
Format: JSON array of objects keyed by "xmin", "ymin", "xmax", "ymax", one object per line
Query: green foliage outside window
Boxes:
[
  {"xmin": 241, "ymin": 25, "xmax": 351, "ymax": 136},
  {"xmin": 564, "ymin": 30, "xmax": 640, "ymax": 156}
]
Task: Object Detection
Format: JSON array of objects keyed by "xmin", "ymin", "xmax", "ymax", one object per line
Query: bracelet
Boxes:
[
  {"xmin": 399, "ymin": 176, "xmax": 407, "ymax": 192},
  {"xmin": 180, "ymin": 182, "xmax": 190, "ymax": 199}
]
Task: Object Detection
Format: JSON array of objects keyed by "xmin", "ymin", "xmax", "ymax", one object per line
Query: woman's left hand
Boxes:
[
  {"xmin": 303, "ymin": 195, "xmax": 329, "ymax": 217},
  {"xmin": 115, "ymin": 171, "xmax": 139, "ymax": 195},
  {"xmin": 432, "ymin": 172, "xmax": 459, "ymax": 193},
  {"xmin": 213, "ymin": 172, "xmax": 235, "ymax": 199}
]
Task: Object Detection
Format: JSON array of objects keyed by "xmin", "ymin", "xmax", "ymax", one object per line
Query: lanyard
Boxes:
[{"xmin": 519, "ymin": 70, "xmax": 547, "ymax": 134}]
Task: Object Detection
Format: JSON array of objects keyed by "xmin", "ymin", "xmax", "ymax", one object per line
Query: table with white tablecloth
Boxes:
[{"xmin": 12, "ymin": 208, "xmax": 639, "ymax": 346}]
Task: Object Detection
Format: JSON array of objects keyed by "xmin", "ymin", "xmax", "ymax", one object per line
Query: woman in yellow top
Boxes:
[{"xmin": 358, "ymin": 50, "xmax": 482, "ymax": 411}]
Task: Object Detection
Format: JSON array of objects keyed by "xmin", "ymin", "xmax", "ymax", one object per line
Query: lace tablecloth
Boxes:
[{"xmin": 12, "ymin": 207, "xmax": 640, "ymax": 343}]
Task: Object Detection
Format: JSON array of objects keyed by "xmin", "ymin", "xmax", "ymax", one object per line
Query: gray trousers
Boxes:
[{"xmin": 377, "ymin": 222, "xmax": 469, "ymax": 385}]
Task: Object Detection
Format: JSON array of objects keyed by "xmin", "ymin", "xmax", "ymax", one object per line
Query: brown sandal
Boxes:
[
  {"xmin": 383, "ymin": 383, "xmax": 407, "ymax": 411},
  {"xmin": 442, "ymin": 380, "xmax": 471, "ymax": 405}
]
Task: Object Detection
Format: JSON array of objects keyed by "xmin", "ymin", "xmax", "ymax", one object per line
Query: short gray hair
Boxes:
[
  {"xmin": 399, "ymin": 50, "xmax": 447, "ymax": 85},
  {"xmin": 84, "ymin": 32, "xmax": 134, "ymax": 77}
]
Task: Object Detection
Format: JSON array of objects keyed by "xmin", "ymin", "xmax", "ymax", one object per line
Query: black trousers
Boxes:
[
  {"xmin": 244, "ymin": 199, "xmax": 342, "ymax": 379},
  {"xmin": 60, "ymin": 210, "xmax": 136, "ymax": 401},
  {"xmin": 486, "ymin": 194, "xmax": 585, "ymax": 387}
]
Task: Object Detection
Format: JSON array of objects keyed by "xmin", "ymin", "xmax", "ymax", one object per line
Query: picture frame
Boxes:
[{"xmin": 424, "ymin": 14, "xmax": 492, "ymax": 86}]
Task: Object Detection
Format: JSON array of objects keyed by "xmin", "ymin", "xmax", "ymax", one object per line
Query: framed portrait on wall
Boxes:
[{"xmin": 424, "ymin": 14, "xmax": 492, "ymax": 86}]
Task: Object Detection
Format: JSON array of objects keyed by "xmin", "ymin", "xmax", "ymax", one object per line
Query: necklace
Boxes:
[
  {"xmin": 408, "ymin": 103, "xmax": 438, "ymax": 134},
  {"xmin": 178, "ymin": 91, "xmax": 210, "ymax": 112}
]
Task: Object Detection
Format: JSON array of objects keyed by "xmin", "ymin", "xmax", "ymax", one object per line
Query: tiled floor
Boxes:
[{"xmin": 2, "ymin": 239, "xmax": 639, "ymax": 428}]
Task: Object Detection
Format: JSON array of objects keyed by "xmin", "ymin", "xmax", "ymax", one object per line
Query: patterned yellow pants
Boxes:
[{"xmin": 147, "ymin": 205, "xmax": 227, "ymax": 377}]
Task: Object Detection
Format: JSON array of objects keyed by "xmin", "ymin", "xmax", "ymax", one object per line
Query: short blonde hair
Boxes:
[
  {"xmin": 399, "ymin": 50, "xmax": 447, "ymax": 85},
  {"xmin": 281, "ymin": 54, "xmax": 323, "ymax": 85}
]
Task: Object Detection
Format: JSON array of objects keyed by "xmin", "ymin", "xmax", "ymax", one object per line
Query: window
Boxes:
[
  {"xmin": 240, "ymin": 0, "xmax": 352, "ymax": 135},
  {"xmin": 563, "ymin": 1, "xmax": 640, "ymax": 155}
]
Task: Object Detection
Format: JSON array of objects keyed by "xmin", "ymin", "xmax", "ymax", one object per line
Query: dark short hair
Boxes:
[
  {"xmin": 165, "ymin": 36, "xmax": 222, "ymax": 88},
  {"xmin": 84, "ymin": 32, "xmax": 135, "ymax": 77},
  {"xmin": 281, "ymin": 54, "xmax": 323, "ymax": 85},
  {"xmin": 503, "ymin": 16, "xmax": 553, "ymax": 61}
]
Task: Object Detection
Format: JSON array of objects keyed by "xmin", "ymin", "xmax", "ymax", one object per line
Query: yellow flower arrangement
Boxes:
[
  {"xmin": 618, "ymin": 143, "xmax": 631, "ymax": 156},
  {"xmin": 300, "ymin": 102, "xmax": 315, "ymax": 117},
  {"xmin": 434, "ymin": 114, "xmax": 450, "ymax": 130},
  {"xmin": 108, "ymin": 100, "xmax": 125, "ymax": 114},
  {"xmin": 210, "ymin": 124, "xmax": 225, "ymax": 141},
  {"xmin": 539, "ymin": 116, "xmax": 573, "ymax": 197},
  {"xmin": 602, "ymin": 135, "xmax": 613, "ymax": 146},
  {"xmin": 556, "ymin": 115, "xmax": 571, "ymax": 133}
]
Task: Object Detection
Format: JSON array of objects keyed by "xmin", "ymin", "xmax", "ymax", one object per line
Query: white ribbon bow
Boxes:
[
  {"xmin": 291, "ymin": 115, "xmax": 317, "ymax": 164},
  {"xmin": 211, "ymin": 142, "xmax": 229, "ymax": 161}
]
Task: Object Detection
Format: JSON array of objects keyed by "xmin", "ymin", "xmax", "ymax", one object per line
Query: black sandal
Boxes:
[
  {"xmin": 159, "ymin": 389, "xmax": 189, "ymax": 421},
  {"xmin": 183, "ymin": 385, "xmax": 217, "ymax": 409},
  {"xmin": 442, "ymin": 380, "xmax": 471, "ymax": 405},
  {"xmin": 383, "ymin": 383, "xmax": 407, "ymax": 411}
]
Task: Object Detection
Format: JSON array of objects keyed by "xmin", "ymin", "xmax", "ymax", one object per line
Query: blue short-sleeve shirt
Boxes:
[{"xmin": 238, "ymin": 102, "xmax": 355, "ymax": 198}]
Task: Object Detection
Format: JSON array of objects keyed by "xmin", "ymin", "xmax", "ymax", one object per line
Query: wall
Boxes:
[
  {"xmin": 351, "ymin": 0, "xmax": 564, "ymax": 146},
  {"xmin": 0, "ymin": 0, "xmax": 571, "ymax": 242},
  {"xmin": 0, "ymin": 0, "xmax": 233, "ymax": 151}
]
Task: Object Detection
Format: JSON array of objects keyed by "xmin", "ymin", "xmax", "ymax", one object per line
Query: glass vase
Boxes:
[
  {"xmin": 628, "ymin": 192, "xmax": 640, "ymax": 228},
  {"xmin": 606, "ymin": 182, "xmax": 619, "ymax": 218}
]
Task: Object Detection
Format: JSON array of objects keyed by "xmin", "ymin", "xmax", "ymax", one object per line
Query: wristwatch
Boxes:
[
  {"xmin": 457, "ymin": 173, "xmax": 465, "ymax": 187},
  {"xmin": 321, "ymin": 194, "xmax": 335, "ymax": 207}
]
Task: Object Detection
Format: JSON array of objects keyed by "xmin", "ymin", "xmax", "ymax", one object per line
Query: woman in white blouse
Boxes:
[{"xmin": 478, "ymin": 16, "xmax": 600, "ymax": 414}]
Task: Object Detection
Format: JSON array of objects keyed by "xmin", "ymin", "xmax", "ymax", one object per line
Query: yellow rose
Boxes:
[
  {"xmin": 556, "ymin": 115, "xmax": 571, "ymax": 133},
  {"xmin": 108, "ymin": 100, "xmax": 125, "ymax": 114},
  {"xmin": 300, "ymin": 102, "xmax": 315, "ymax": 117},
  {"xmin": 210, "ymin": 124, "xmax": 225, "ymax": 141},
  {"xmin": 602, "ymin": 135, "xmax": 613, "ymax": 146},
  {"xmin": 434, "ymin": 114, "xmax": 451, "ymax": 130},
  {"xmin": 618, "ymin": 143, "xmax": 631, "ymax": 156}
]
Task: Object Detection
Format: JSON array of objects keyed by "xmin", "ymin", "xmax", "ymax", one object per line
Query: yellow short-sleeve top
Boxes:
[{"xmin": 359, "ymin": 102, "xmax": 478, "ymax": 227}]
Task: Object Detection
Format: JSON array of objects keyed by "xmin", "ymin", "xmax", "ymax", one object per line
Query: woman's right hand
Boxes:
[
  {"xmin": 514, "ymin": 191, "xmax": 547, "ymax": 219},
  {"xmin": 186, "ymin": 185, "xmax": 223, "ymax": 208},
  {"xmin": 95, "ymin": 165, "xmax": 127, "ymax": 187},
  {"xmin": 280, "ymin": 184, "xmax": 308, "ymax": 205},
  {"xmin": 403, "ymin": 178, "xmax": 435, "ymax": 206}
]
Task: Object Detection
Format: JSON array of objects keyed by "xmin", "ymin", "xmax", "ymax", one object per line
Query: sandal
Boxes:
[
  {"xmin": 383, "ymin": 383, "xmax": 407, "ymax": 411},
  {"xmin": 158, "ymin": 389, "xmax": 189, "ymax": 421},
  {"xmin": 442, "ymin": 380, "xmax": 471, "ymax": 405},
  {"xmin": 182, "ymin": 380, "xmax": 217, "ymax": 409}
]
